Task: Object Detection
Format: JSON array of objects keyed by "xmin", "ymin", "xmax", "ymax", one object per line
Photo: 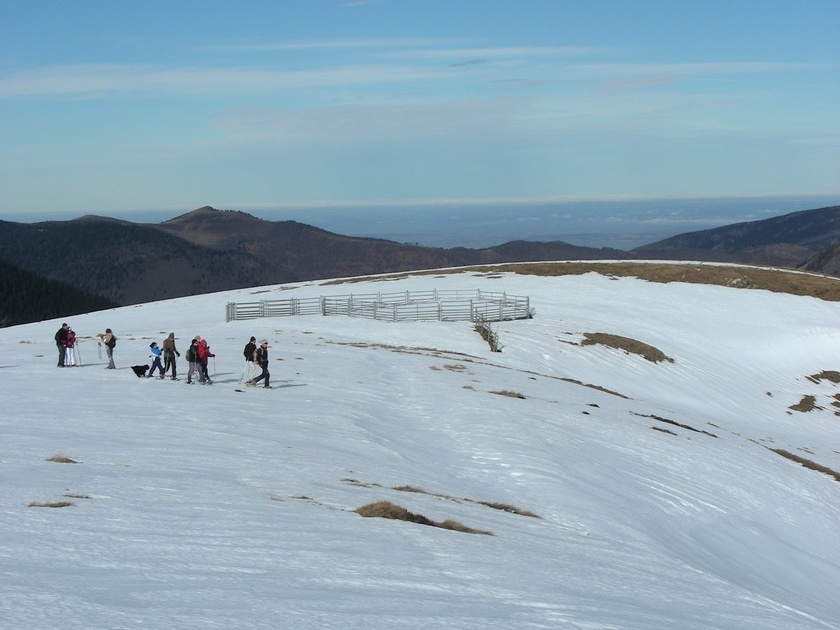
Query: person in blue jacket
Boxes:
[{"xmin": 148, "ymin": 342, "xmax": 165, "ymax": 379}]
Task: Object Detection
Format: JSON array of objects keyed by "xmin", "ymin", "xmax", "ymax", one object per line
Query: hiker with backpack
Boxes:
[
  {"xmin": 246, "ymin": 339, "xmax": 271, "ymax": 388},
  {"xmin": 185, "ymin": 337, "xmax": 200, "ymax": 384},
  {"xmin": 97, "ymin": 328, "xmax": 117, "ymax": 369},
  {"xmin": 162, "ymin": 332, "xmax": 180, "ymax": 380},
  {"xmin": 197, "ymin": 338, "xmax": 215, "ymax": 384}
]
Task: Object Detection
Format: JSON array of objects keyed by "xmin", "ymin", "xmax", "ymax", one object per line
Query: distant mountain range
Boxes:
[{"xmin": 0, "ymin": 204, "xmax": 837, "ymax": 325}]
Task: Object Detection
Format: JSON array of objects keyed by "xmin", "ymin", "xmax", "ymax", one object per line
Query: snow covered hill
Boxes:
[{"xmin": 2, "ymin": 265, "xmax": 839, "ymax": 630}]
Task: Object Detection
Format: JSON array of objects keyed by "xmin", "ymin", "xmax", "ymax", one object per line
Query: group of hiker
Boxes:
[
  {"xmin": 53, "ymin": 325, "xmax": 271, "ymax": 388},
  {"xmin": 146, "ymin": 334, "xmax": 215, "ymax": 384}
]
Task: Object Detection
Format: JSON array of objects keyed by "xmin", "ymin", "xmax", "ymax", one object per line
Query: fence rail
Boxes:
[{"xmin": 226, "ymin": 289, "xmax": 531, "ymax": 324}]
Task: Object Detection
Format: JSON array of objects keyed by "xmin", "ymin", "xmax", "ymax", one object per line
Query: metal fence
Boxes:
[{"xmin": 226, "ymin": 289, "xmax": 531, "ymax": 323}]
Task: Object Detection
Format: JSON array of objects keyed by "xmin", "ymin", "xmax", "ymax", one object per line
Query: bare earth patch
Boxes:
[
  {"xmin": 355, "ymin": 500, "xmax": 493, "ymax": 535},
  {"xmin": 789, "ymin": 395, "xmax": 818, "ymax": 412},
  {"xmin": 46, "ymin": 454, "xmax": 81, "ymax": 464},
  {"xmin": 582, "ymin": 332, "xmax": 674, "ymax": 363}
]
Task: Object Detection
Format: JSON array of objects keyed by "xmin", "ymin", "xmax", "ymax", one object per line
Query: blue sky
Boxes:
[{"xmin": 1, "ymin": 0, "xmax": 838, "ymax": 219}]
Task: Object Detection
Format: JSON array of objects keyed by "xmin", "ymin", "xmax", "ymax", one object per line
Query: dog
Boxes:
[{"xmin": 131, "ymin": 364, "xmax": 150, "ymax": 378}]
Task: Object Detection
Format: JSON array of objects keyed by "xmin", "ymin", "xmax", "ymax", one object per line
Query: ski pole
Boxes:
[{"xmin": 76, "ymin": 341, "xmax": 82, "ymax": 366}]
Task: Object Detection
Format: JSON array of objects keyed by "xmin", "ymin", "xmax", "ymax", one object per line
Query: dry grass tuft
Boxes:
[
  {"xmin": 28, "ymin": 501, "xmax": 75, "ymax": 508},
  {"xmin": 355, "ymin": 500, "xmax": 493, "ymax": 535},
  {"xmin": 582, "ymin": 332, "xmax": 673, "ymax": 363},
  {"xmin": 46, "ymin": 453, "xmax": 80, "ymax": 464}
]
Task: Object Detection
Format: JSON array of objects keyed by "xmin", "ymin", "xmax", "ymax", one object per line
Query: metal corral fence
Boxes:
[{"xmin": 226, "ymin": 289, "xmax": 531, "ymax": 323}]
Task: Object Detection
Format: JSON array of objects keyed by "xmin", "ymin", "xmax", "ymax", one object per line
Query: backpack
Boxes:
[
  {"xmin": 107, "ymin": 335, "xmax": 117, "ymax": 348},
  {"xmin": 186, "ymin": 346, "xmax": 196, "ymax": 362},
  {"xmin": 243, "ymin": 342, "xmax": 256, "ymax": 360}
]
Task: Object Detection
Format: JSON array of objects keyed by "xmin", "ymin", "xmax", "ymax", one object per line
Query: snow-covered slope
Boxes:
[{"xmin": 2, "ymin": 267, "xmax": 839, "ymax": 630}]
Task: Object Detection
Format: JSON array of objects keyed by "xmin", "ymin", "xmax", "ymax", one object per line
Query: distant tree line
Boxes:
[{"xmin": 0, "ymin": 258, "xmax": 117, "ymax": 327}]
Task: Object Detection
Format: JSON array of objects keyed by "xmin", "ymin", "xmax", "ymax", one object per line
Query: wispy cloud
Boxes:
[{"xmin": 0, "ymin": 62, "xmax": 447, "ymax": 99}]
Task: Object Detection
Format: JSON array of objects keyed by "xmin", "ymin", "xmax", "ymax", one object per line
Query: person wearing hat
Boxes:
[
  {"xmin": 246, "ymin": 339, "xmax": 271, "ymax": 388},
  {"xmin": 148, "ymin": 341, "xmax": 165, "ymax": 379},
  {"xmin": 185, "ymin": 337, "xmax": 200, "ymax": 384},
  {"xmin": 161, "ymin": 332, "xmax": 180, "ymax": 380},
  {"xmin": 242, "ymin": 336, "xmax": 257, "ymax": 383}
]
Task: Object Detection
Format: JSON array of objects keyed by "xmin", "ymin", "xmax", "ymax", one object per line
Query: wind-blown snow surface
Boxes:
[{"xmin": 2, "ymin": 267, "xmax": 839, "ymax": 630}]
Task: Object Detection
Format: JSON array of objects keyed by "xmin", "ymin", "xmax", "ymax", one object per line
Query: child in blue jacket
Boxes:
[{"xmin": 148, "ymin": 342, "xmax": 165, "ymax": 378}]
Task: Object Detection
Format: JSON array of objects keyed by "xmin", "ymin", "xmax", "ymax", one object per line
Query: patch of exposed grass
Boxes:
[
  {"xmin": 28, "ymin": 501, "xmax": 75, "ymax": 508},
  {"xmin": 771, "ymin": 449, "xmax": 840, "ymax": 482},
  {"xmin": 807, "ymin": 370, "xmax": 840, "ymax": 384},
  {"xmin": 789, "ymin": 395, "xmax": 818, "ymax": 412},
  {"xmin": 582, "ymin": 332, "xmax": 673, "ymax": 363},
  {"xmin": 345, "ymin": 479, "xmax": 540, "ymax": 519},
  {"xmin": 633, "ymin": 412, "xmax": 718, "ymax": 437},
  {"xmin": 477, "ymin": 501, "xmax": 540, "ymax": 518},
  {"xmin": 355, "ymin": 500, "xmax": 493, "ymax": 535},
  {"xmin": 46, "ymin": 453, "xmax": 80, "ymax": 464},
  {"xmin": 328, "ymin": 262, "xmax": 840, "ymax": 300},
  {"xmin": 490, "ymin": 390, "xmax": 526, "ymax": 399}
]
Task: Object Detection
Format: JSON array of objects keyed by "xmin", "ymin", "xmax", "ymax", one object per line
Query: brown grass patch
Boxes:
[
  {"xmin": 355, "ymin": 500, "xmax": 493, "ymax": 535},
  {"xmin": 329, "ymin": 262, "xmax": 840, "ymax": 301},
  {"xmin": 771, "ymin": 449, "xmax": 840, "ymax": 482},
  {"xmin": 28, "ymin": 501, "xmax": 75, "ymax": 508},
  {"xmin": 46, "ymin": 454, "xmax": 80, "ymax": 464},
  {"xmin": 807, "ymin": 370, "xmax": 840, "ymax": 384},
  {"xmin": 582, "ymin": 332, "xmax": 673, "ymax": 363},
  {"xmin": 490, "ymin": 390, "xmax": 526, "ymax": 399},
  {"xmin": 344, "ymin": 479, "xmax": 540, "ymax": 519},
  {"xmin": 633, "ymin": 412, "xmax": 718, "ymax": 437},
  {"xmin": 789, "ymin": 395, "xmax": 818, "ymax": 412},
  {"xmin": 477, "ymin": 501, "xmax": 540, "ymax": 518}
]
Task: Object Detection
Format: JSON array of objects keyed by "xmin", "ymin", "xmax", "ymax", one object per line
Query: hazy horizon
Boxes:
[{"xmin": 1, "ymin": 194, "xmax": 836, "ymax": 250}]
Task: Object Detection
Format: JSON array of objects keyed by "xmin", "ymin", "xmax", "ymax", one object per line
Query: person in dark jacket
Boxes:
[
  {"xmin": 54, "ymin": 323, "xmax": 69, "ymax": 367},
  {"xmin": 185, "ymin": 338, "xmax": 200, "ymax": 384},
  {"xmin": 242, "ymin": 336, "xmax": 257, "ymax": 382},
  {"xmin": 247, "ymin": 339, "xmax": 271, "ymax": 388},
  {"xmin": 162, "ymin": 333, "xmax": 180, "ymax": 380}
]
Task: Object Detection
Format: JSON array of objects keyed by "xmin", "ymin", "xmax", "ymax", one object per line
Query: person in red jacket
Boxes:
[{"xmin": 197, "ymin": 338, "xmax": 215, "ymax": 384}]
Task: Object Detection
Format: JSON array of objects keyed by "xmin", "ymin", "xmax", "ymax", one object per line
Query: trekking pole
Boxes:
[
  {"xmin": 76, "ymin": 341, "xmax": 82, "ymax": 367},
  {"xmin": 97, "ymin": 341, "xmax": 102, "ymax": 361}
]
